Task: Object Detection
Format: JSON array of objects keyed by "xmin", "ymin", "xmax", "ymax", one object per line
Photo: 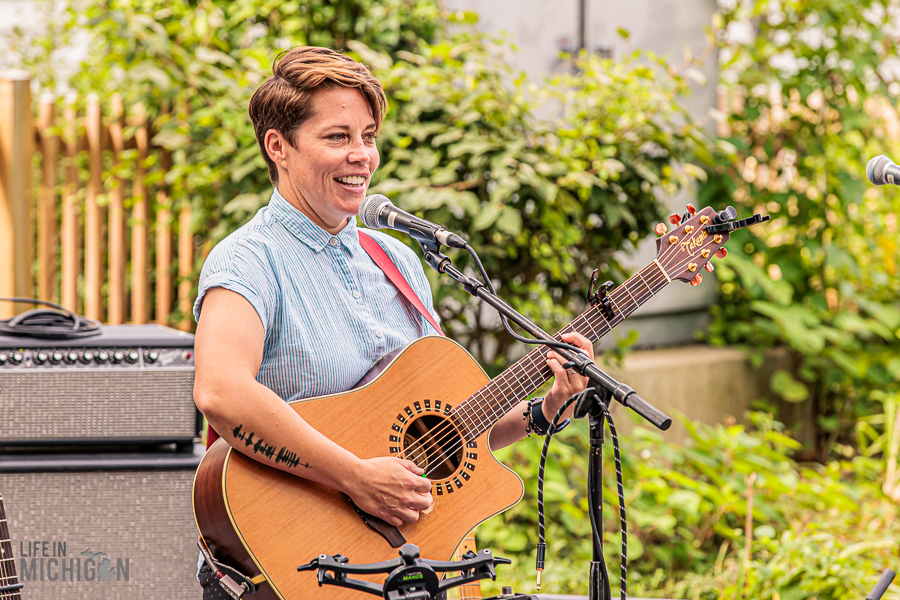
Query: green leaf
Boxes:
[
  {"xmin": 471, "ymin": 202, "xmax": 502, "ymax": 231},
  {"xmin": 770, "ymin": 370, "xmax": 809, "ymax": 403}
]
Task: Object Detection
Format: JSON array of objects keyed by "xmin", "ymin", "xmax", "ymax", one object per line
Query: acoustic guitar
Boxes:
[
  {"xmin": 193, "ymin": 205, "xmax": 743, "ymax": 600},
  {"xmin": 0, "ymin": 492, "xmax": 23, "ymax": 599}
]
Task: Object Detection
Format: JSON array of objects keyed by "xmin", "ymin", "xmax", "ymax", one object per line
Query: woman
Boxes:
[{"xmin": 192, "ymin": 46, "xmax": 593, "ymax": 596}]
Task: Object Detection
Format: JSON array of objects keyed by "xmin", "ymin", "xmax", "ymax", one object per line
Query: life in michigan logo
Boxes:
[{"xmin": 18, "ymin": 541, "xmax": 130, "ymax": 582}]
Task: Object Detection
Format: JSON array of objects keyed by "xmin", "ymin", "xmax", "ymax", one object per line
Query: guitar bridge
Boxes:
[{"xmin": 346, "ymin": 496, "xmax": 407, "ymax": 548}]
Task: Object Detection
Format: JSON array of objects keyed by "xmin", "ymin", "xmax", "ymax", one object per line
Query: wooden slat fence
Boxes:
[{"xmin": 1, "ymin": 73, "xmax": 196, "ymax": 330}]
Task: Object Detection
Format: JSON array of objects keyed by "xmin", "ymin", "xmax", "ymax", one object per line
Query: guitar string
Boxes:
[
  {"xmin": 411, "ymin": 242, "xmax": 715, "ymax": 480},
  {"xmin": 408, "ymin": 269, "xmax": 663, "ymax": 475},
  {"xmin": 415, "ymin": 275, "xmax": 661, "ymax": 479},
  {"xmin": 401, "ymin": 260, "xmax": 671, "ymax": 472},
  {"xmin": 401, "ymin": 231, "xmax": 718, "ymax": 473},
  {"xmin": 405, "ymin": 258, "xmax": 668, "ymax": 465},
  {"xmin": 0, "ymin": 496, "xmax": 9, "ymax": 594},
  {"xmin": 0, "ymin": 494, "xmax": 19, "ymax": 600},
  {"xmin": 401, "ymin": 268, "xmax": 654, "ymax": 467},
  {"xmin": 404, "ymin": 263, "xmax": 666, "ymax": 472},
  {"xmin": 399, "ymin": 304, "xmax": 614, "ymax": 468},
  {"xmin": 415, "ymin": 249, "xmax": 707, "ymax": 480}
]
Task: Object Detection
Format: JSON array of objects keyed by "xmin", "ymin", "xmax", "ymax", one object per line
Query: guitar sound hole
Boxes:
[{"xmin": 402, "ymin": 415, "xmax": 463, "ymax": 480}]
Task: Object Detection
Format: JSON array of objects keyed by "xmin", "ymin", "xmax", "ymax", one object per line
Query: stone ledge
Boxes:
[{"xmin": 598, "ymin": 344, "xmax": 790, "ymax": 442}]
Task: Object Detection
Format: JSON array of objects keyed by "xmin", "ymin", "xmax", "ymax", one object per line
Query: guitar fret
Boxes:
[{"xmin": 635, "ymin": 269, "xmax": 654, "ymax": 296}]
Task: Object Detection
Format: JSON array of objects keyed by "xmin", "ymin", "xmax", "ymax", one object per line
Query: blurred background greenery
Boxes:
[{"xmin": 4, "ymin": 0, "xmax": 900, "ymax": 597}]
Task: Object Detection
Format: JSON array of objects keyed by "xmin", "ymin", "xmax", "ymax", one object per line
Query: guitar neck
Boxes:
[
  {"xmin": 453, "ymin": 261, "xmax": 670, "ymax": 439},
  {"xmin": 0, "ymin": 493, "xmax": 22, "ymax": 599}
]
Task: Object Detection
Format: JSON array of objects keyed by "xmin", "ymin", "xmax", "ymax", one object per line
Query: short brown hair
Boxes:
[{"xmin": 248, "ymin": 46, "xmax": 387, "ymax": 186}]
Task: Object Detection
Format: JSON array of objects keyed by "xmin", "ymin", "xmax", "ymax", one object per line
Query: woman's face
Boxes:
[{"xmin": 268, "ymin": 86, "xmax": 380, "ymax": 234}]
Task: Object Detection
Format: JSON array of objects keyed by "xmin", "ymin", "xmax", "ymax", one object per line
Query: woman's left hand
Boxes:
[{"xmin": 542, "ymin": 332, "xmax": 595, "ymax": 424}]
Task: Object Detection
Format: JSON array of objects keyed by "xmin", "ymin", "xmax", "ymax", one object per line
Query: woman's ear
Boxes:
[{"xmin": 264, "ymin": 129, "xmax": 289, "ymax": 168}]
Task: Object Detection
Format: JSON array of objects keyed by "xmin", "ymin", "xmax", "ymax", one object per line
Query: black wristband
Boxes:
[{"xmin": 528, "ymin": 397, "xmax": 569, "ymax": 436}]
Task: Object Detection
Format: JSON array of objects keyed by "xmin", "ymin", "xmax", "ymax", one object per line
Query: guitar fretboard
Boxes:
[
  {"xmin": 0, "ymin": 493, "xmax": 21, "ymax": 600},
  {"xmin": 451, "ymin": 261, "xmax": 670, "ymax": 440}
]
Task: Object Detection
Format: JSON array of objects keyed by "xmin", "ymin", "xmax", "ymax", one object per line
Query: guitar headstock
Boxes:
[{"xmin": 654, "ymin": 204, "xmax": 769, "ymax": 285}]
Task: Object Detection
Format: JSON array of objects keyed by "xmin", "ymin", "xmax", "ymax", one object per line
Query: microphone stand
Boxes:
[{"xmin": 419, "ymin": 242, "xmax": 672, "ymax": 600}]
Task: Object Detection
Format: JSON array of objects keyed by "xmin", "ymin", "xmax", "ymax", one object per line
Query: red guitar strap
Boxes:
[
  {"xmin": 358, "ymin": 230, "xmax": 446, "ymax": 338},
  {"xmin": 205, "ymin": 230, "xmax": 446, "ymax": 450}
]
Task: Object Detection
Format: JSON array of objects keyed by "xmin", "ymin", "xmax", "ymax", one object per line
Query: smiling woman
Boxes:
[{"xmin": 190, "ymin": 45, "xmax": 594, "ymax": 600}]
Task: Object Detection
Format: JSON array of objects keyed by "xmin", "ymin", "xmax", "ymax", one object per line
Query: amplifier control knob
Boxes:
[
  {"xmin": 50, "ymin": 351, "xmax": 62, "ymax": 364},
  {"xmin": 10, "ymin": 352, "xmax": 24, "ymax": 365},
  {"xmin": 125, "ymin": 350, "xmax": 139, "ymax": 364},
  {"xmin": 65, "ymin": 351, "xmax": 78, "ymax": 364},
  {"xmin": 80, "ymin": 351, "xmax": 94, "ymax": 364},
  {"xmin": 96, "ymin": 350, "xmax": 109, "ymax": 364},
  {"xmin": 0, "ymin": 352, "xmax": 7, "ymax": 365},
  {"xmin": 112, "ymin": 351, "xmax": 124, "ymax": 364},
  {"xmin": 34, "ymin": 352, "xmax": 49, "ymax": 365},
  {"xmin": 146, "ymin": 350, "xmax": 159, "ymax": 363}
]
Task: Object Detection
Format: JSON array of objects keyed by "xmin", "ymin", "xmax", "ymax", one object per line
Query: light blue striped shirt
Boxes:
[{"xmin": 193, "ymin": 188, "xmax": 441, "ymax": 401}]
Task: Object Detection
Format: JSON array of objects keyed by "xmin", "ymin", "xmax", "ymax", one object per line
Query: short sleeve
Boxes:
[{"xmin": 193, "ymin": 239, "xmax": 279, "ymax": 332}]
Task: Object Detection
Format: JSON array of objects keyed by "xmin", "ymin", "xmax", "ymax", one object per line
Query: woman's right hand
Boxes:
[{"xmin": 344, "ymin": 457, "xmax": 434, "ymax": 526}]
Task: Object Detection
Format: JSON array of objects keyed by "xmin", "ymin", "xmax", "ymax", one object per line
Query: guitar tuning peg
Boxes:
[
  {"xmin": 715, "ymin": 247, "xmax": 728, "ymax": 259},
  {"xmin": 689, "ymin": 273, "xmax": 704, "ymax": 287},
  {"xmin": 654, "ymin": 223, "xmax": 668, "ymax": 235},
  {"xmin": 704, "ymin": 262, "xmax": 715, "ymax": 273},
  {"xmin": 668, "ymin": 213, "xmax": 682, "ymax": 225},
  {"xmin": 685, "ymin": 203, "xmax": 697, "ymax": 215}
]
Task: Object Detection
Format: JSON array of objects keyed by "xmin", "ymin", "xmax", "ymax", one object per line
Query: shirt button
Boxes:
[
  {"xmin": 375, "ymin": 330, "xmax": 383, "ymax": 338},
  {"xmin": 329, "ymin": 238, "xmax": 339, "ymax": 246},
  {"xmin": 353, "ymin": 290, "xmax": 361, "ymax": 299}
]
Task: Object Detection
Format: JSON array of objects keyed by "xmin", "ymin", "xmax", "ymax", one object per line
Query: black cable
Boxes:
[
  {"xmin": 463, "ymin": 243, "xmax": 592, "ymax": 357},
  {"xmin": 0, "ymin": 297, "xmax": 102, "ymax": 339},
  {"xmin": 535, "ymin": 393, "xmax": 588, "ymax": 591},
  {"xmin": 536, "ymin": 389, "xmax": 628, "ymax": 600},
  {"xmin": 600, "ymin": 401, "xmax": 627, "ymax": 600}
]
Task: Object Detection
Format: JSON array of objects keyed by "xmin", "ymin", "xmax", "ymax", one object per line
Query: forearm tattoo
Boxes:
[{"xmin": 231, "ymin": 424, "xmax": 311, "ymax": 469}]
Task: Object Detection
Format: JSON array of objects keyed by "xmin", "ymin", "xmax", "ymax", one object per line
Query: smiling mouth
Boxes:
[{"xmin": 334, "ymin": 175, "xmax": 367, "ymax": 187}]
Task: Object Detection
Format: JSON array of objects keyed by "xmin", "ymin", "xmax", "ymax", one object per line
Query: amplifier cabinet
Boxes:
[
  {"xmin": 0, "ymin": 453, "xmax": 202, "ymax": 600},
  {"xmin": 0, "ymin": 324, "xmax": 199, "ymax": 448}
]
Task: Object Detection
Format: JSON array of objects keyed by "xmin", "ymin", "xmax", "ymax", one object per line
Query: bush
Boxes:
[
  {"xmin": 478, "ymin": 412, "xmax": 899, "ymax": 599},
  {"xmin": 702, "ymin": 0, "xmax": 900, "ymax": 459}
]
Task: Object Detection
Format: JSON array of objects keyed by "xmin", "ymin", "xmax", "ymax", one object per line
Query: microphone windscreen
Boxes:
[
  {"xmin": 359, "ymin": 194, "xmax": 392, "ymax": 228},
  {"xmin": 866, "ymin": 155, "xmax": 892, "ymax": 185}
]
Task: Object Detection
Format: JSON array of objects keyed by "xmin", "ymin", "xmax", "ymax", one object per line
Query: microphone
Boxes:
[
  {"xmin": 866, "ymin": 155, "xmax": 900, "ymax": 185},
  {"xmin": 358, "ymin": 194, "xmax": 467, "ymax": 249}
]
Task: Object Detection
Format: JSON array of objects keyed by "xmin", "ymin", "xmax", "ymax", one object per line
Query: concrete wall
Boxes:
[{"xmin": 600, "ymin": 345, "xmax": 790, "ymax": 442}]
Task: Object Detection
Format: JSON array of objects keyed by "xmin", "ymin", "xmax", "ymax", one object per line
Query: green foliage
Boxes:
[
  {"xmin": 8, "ymin": 1, "xmax": 714, "ymax": 362},
  {"xmin": 478, "ymin": 412, "xmax": 900, "ymax": 599},
  {"xmin": 359, "ymin": 39, "xmax": 713, "ymax": 369},
  {"xmin": 702, "ymin": 0, "xmax": 900, "ymax": 458}
]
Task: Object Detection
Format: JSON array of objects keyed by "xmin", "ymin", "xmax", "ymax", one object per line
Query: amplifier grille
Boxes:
[
  {"xmin": 0, "ymin": 467, "xmax": 199, "ymax": 600},
  {"xmin": 1, "ymin": 370, "xmax": 197, "ymax": 442}
]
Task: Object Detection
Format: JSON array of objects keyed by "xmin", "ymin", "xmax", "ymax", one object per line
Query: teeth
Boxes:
[{"xmin": 335, "ymin": 175, "xmax": 366, "ymax": 186}]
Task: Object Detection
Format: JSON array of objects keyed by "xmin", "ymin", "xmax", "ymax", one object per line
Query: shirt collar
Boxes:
[{"xmin": 268, "ymin": 188, "xmax": 359, "ymax": 252}]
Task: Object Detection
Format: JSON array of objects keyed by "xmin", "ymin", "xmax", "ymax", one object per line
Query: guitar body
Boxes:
[{"xmin": 193, "ymin": 336, "xmax": 524, "ymax": 600}]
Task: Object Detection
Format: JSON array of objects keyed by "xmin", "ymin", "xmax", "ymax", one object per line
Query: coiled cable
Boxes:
[{"xmin": 0, "ymin": 297, "xmax": 102, "ymax": 339}]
